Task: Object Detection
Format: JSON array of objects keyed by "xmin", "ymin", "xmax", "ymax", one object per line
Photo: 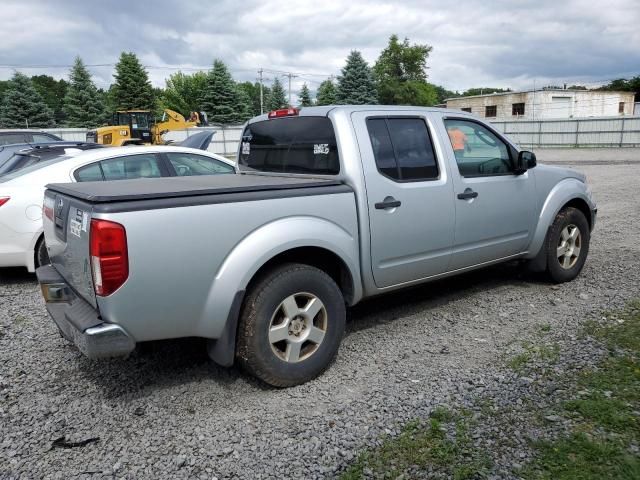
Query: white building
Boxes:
[{"xmin": 445, "ymin": 89, "xmax": 636, "ymax": 120}]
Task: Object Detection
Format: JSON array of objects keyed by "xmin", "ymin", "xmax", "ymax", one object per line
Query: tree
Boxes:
[
  {"xmin": 199, "ymin": 59, "xmax": 247, "ymax": 124},
  {"xmin": 336, "ymin": 50, "xmax": 377, "ymax": 105},
  {"xmin": 373, "ymin": 34, "xmax": 437, "ymax": 106},
  {"xmin": 434, "ymin": 85, "xmax": 460, "ymax": 104},
  {"xmin": 597, "ymin": 76, "xmax": 640, "ymax": 101},
  {"xmin": 461, "ymin": 87, "xmax": 511, "ymax": 96},
  {"xmin": 316, "ymin": 79, "xmax": 337, "ymax": 105},
  {"xmin": 161, "ymin": 71, "xmax": 207, "ymax": 117},
  {"xmin": 267, "ymin": 77, "xmax": 287, "ymax": 110},
  {"xmin": 111, "ymin": 52, "xmax": 154, "ymax": 110},
  {"xmin": 298, "ymin": 83, "xmax": 313, "ymax": 107},
  {"xmin": 238, "ymin": 81, "xmax": 270, "ymax": 117},
  {"xmin": 0, "ymin": 72, "xmax": 55, "ymax": 128},
  {"xmin": 32, "ymin": 75, "xmax": 67, "ymax": 124},
  {"xmin": 63, "ymin": 57, "xmax": 105, "ymax": 128}
]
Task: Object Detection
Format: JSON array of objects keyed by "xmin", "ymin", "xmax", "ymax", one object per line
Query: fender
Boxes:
[
  {"xmin": 525, "ymin": 178, "xmax": 594, "ymax": 260},
  {"xmin": 196, "ymin": 215, "xmax": 362, "ymax": 341}
]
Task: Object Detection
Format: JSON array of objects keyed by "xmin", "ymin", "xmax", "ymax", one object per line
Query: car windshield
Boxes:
[{"xmin": 0, "ymin": 154, "xmax": 72, "ymax": 182}]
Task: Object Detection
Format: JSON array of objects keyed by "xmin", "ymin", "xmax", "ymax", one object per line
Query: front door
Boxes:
[
  {"xmin": 441, "ymin": 117, "xmax": 536, "ymax": 270},
  {"xmin": 352, "ymin": 112, "xmax": 456, "ymax": 288}
]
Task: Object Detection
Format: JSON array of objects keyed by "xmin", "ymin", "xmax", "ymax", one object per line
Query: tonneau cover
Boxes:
[{"xmin": 46, "ymin": 173, "xmax": 343, "ymax": 203}]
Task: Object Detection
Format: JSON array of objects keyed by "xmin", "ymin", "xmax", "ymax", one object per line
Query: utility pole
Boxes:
[
  {"xmin": 257, "ymin": 68, "xmax": 264, "ymax": 114},
  {"xmin": 283, "ymin": 72, "xmax": 298, "ymax": 106}
]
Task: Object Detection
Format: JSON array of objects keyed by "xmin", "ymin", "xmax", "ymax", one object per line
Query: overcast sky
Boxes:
[{"xmin": 1, "ymin": 0, "xmax": 638, "ymax": 96}]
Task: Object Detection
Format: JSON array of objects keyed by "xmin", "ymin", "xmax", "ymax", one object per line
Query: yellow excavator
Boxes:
[{"xmin": 86, "ymin": 109, "xmax": 207, "ymax": 146}]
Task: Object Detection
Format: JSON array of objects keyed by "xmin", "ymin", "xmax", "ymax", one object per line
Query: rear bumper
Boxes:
[{"xmin": 36, "ymin": 265, "xmax": 135, "ymax": 358}]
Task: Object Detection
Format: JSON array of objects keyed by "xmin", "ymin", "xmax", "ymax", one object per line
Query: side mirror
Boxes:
[{"xmin": 516, "ymin": 151, "xmax": 536, "ymax": 173}]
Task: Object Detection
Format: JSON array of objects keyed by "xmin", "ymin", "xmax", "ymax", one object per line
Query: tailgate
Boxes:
[{"xmin": 43, "ymin": 189, "xmax": 97, "ymax": 308}]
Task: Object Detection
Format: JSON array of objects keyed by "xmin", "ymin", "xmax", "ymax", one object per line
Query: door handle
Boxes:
[
  {"xmin": 457, "ymin": 189, "xmax": 478, "ymax": 200},
  {"xmin": 375, "ymin": 197, "xmax": 402, "ymax": 209}
]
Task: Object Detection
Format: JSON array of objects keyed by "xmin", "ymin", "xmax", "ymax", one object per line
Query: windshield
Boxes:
[
  {"xmin": 0, "ymin": 154, "xmax": 72, "ymax": 182},
  {"xmin": 238, "ymin": 116, "xmax": 340, "ymax": 175}
]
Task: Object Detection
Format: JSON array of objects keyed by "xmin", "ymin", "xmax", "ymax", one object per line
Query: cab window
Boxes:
[
  {"xmin": 444, "ymin": 119, "xmax": 513, "ymax": 177},
  {"xmin": 367, "ymin": 117, "xmax": 439, "ymax": 181}
]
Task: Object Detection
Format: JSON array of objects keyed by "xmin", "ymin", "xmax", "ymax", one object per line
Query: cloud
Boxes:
[{"xmin": 0, "ymin": 0, "xmax": 637, "ymax": 95}]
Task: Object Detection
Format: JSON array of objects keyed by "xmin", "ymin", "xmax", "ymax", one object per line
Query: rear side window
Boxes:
[
  {"xmin": 0, "ymin": 133, "xmax": 28, "ymax": 145},
  {"xmin": 100, "ymin": 154, "xmax": 162, "ymax": 180},
  {"xmin": 32, "ymin": 133, "xmax": 60, "ymax": 142},
  {"xmin": 239, "ymin": 117, "xmax": 339, "ymax": 175},
  {"xmin": 367, "ymin": 117, "xmax": 439, "ymax": 181},
  {"xmin": 75, "ymin": 163, "xmax": 103, "ymax": 182},
  {"xmin": 166, "ymin": 152, "xmax": 234, "ymax": 176}
]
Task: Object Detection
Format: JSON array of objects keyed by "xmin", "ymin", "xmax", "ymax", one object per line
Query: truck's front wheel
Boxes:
[
  {"xmin": 236, "ymin": 263, "xmax": 346, "ymax": 387},
  {"xmin": 546, "ymin": 207, "xmax": 590, "ymax": 283}
]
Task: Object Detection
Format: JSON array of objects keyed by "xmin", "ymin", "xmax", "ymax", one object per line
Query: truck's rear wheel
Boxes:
[
  {"xmin": 236, "ymin": 263, "xmax": 346, "ymax": 387},
  {"xmin": 35, "ymin": 236, "xmax": 50, "ymax": 269},
  {"xmin": 545, "ymin": 207, "xmax": 590, "ymax": 283}
]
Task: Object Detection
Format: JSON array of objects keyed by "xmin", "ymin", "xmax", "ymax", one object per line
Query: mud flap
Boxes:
[{"xmin": 206, "ymin": 290, "xmax": 245, "ymax": 367}]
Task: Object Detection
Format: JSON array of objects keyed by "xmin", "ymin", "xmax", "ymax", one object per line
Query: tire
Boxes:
[
  {"xmin": 545, "ymin": 207, "xmax": 590, "ymax": 283},
  {"xmin": 236, "ymin": 263, "xmax": 346, "ymax": 387},
  {"xmin": 35, "ymin": 236, "xmax": 50, "ymax": 269}
]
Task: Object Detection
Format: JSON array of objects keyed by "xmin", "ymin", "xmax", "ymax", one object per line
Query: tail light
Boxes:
[
  {"xmin": 0, "ymin": 197, "xmax": 9, "ymax": 207},
  {"xmin": 90, "ymin": 219, "xmax": 128, "ymax": 296},
  {"xmin": 268, "ymin": 108, "xmax": 299, "ymax": 118},
  {"xmin": 43, "ymin": 196, "xmax": 54, "ymax": 221}
]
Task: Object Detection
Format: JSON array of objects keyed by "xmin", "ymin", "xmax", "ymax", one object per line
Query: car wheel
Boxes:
[
  {"xmin": 236, "ymin": 263, "xmax": 346, "ymax": 387},
  {"xmin": 35, "ymin": 236, "xmax": 50, "ymax": 269},
  {"xmin": 546, "ymin": 207, "xmax": 590, "ymax": 283}
]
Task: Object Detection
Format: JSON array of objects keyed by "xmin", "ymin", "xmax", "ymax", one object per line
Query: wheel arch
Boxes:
[
  {"xmin": 203, "ymin": 217, "xmax": 361, "ymax": 367},
  {"xmin": 526, "ymin": 178, "xmax": 594, "ymax": 261}
]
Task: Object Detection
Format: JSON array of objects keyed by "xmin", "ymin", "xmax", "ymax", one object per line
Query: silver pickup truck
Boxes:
[{"xmin": 37, "ymin": 106, "xmax": 596, "ymax": 387}]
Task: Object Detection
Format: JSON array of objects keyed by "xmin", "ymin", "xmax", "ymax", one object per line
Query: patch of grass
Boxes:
[
  {"xmin": 341, "ymin": 410, "xmax": 491, "ymax": 480},
  {"xmin": 538, "ymin": 323, "xmax": 552, "ymax": 334},
  {"xmin": 13, "ymin": 314, "xmax": 27, "ymax": 324},
  {"xmin": 528, "ymin": 433, "xmax": 640, "ymax": 480},
  {"xmin": 525, "ymin": 300, "xmax": 640, "ymax": 479},
  {"xmin": 508, "ymin": 341, "xmax": 560, "ymax": 372}
]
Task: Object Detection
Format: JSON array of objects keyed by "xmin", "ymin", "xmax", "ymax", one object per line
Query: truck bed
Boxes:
[{"xmin": 46, "ymin": 173, "xmax": 346, "ymax": 203}]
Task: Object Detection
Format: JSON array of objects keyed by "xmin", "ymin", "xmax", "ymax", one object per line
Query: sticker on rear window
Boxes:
[
  {"xmin": 242, "ymin": 142, "xmax": 250, "ymax": 155},
  {"xmin": 314, "ymin": 144, "xmax": 329, "ymax": 155},
  {"xmin": 69, "ymin": 219, "xmax": 82, "ymax": 238}
]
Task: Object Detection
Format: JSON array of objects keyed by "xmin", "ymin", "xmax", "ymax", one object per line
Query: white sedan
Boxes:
[{"xmin": 0, "ymin": 146, "xmax": 236, "ymax": 272}]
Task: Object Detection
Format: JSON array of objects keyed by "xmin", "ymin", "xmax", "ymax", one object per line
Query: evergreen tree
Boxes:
[
  {"xmin": 199, "ymin": 60, "xmax": 246, "ymax": 124},
  {"xmin": 111, "ymin": 52, "xmax": 154, "ymax": 110},
  {"xmin": 32, "ymin": 75, "xmax": 67, "ymax": 124},
  {"xmin": 63, "ymin": 57, "xmax": 105, "ymax": 128},
  {"xmin": 298, "ymin": 83, "xmax": 313, "ymax": 107},
  {"xmin": 267, "ymin": 77, "xmax": 287, "ymax": 110},
  {"xmin": 0, "ymin": 72, "xmax": 55, "ymax": 128},
  {"xmin": 316, "ymin": 79, "xmax": 337, "ymax": 105},
  {"xmin": 235, "ymin": 83, "xmax": 253, "ymax": 123},
  {"xmin": 237, "ymin": 81, "xmax": 271, "ymax": 117},
  {"xmin": 336, "ymin": 51, "xmax": 377, "ymax": 105},
  {"xmin": 161, "ymin": 71, "xmax": 208, "ymax": 117}
]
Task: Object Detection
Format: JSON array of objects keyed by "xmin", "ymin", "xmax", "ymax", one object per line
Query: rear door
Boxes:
[
  {"xmin": 352, "ymin": 111, "xmax": 455, "ymax": 288},
  {"xmin": 440, "ymin": 117, "xmax": 536, "ymax": 270}
]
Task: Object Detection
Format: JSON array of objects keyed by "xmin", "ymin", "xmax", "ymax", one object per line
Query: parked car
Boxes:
[
  {"xmin": 0, "ymin": 129, "xmax": 62, "ymax": 145},
  {"xmin": 0, "ymin": 142, "xmax": 103, "ymax": 176},
  {"xmin": 37, "ymin": 106, "xmax": 596, "ymax": 387},
  {"xmin": 0, "ymin": 146, "xmax": 235, "ymax": 272}
]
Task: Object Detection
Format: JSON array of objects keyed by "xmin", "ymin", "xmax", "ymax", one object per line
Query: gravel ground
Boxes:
[{"xmin": 1, "ymin": 160, "xmax": 639, "ymax": 479}]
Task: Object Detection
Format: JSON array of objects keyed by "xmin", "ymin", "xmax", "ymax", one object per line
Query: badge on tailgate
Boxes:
[{"xmin": 69, "ymin": 208, "xmax": 86, "ymax": 238}]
